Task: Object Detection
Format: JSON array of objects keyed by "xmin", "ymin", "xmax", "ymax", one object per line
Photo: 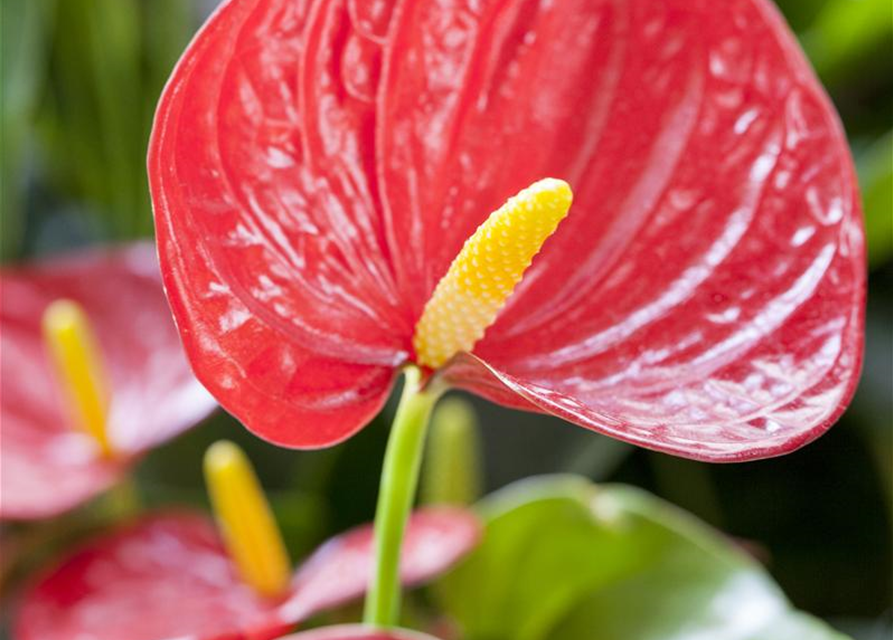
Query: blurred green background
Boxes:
[{"xmin": 1, "ymin": 0, "xmax": 890, "ymax": 638}]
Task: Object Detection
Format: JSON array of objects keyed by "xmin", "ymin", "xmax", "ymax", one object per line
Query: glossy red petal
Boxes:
[
  {"xmin": 378, "ymin": 0, "xmax": 653, "ymax": 318},
  {"xmin": 149, "ymin": 0, "xmax": 408, "ymax": 448},
  {"xmin": 154, "ymin": 0, "xmax": 863, "ymax": 459},
  {"xmin": 0, "ymin": 245, "xmax": 216, "ymax": 520},
  {"xmin": 14, "ymin": 509, "xmax": 479, "ymax": 640},
  {"xmin": 280, "ymin": 625, "xmax": 441, "ymax": 640},
  {"xmin": 377, "ymin": 0, "xmax": 864, "ymax": 460}
]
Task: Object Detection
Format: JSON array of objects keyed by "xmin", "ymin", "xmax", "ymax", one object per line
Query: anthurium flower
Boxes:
[
  {"xmin": 149, "ymin": 0, "xmax": 864, "ymax": 461},
  {"xmin": 14, "ymin": 508, "xmax": 480, "ymax": 640},
  {"xmin": 0, "ymin": 244, "xmax": 216, "ymax": 520}
]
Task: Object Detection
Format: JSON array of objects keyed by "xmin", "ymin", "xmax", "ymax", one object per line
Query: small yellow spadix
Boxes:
[
  {"xmin": 42, "ymin": 299, "xmax": 113, "ymax": 456},
  {"xmin": 203, "ymin": 441, "xmax": 291, "ymax": 598},
  {"xmin": 413, "ymin": 178, "xmax": 573, "ymax": 368}
]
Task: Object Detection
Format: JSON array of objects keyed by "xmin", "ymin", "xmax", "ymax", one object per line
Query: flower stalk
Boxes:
[{"xmin": 364, "ymin": 366, "xmax": 442, "ymax": 626}]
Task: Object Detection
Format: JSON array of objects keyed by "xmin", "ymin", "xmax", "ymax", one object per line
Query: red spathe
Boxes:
[
  {"xmin": 15, "ymin": 508, "xmax": 480, "ymax": 640},
  {"xmin": 149, "ymin": 0, "xmax": 864, "ymax": 460},
  {"xmin": 0, "ymin": 244, "xmax": 217, "ymax": 520}
]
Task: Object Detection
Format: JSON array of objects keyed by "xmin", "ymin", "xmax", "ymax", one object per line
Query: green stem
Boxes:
[
  {"xmin": 101, "ymin": 475, "xmax": 142, "ymax": 520},
  {"xmin": 364, "ymin": 365, "xmax": 442, "ymax": 626}
]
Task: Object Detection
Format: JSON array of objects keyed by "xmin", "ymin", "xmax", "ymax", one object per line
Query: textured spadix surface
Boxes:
[
  {"xmin": 150, "ymin": 0, "xmax": 864, "ymax": 460},
  {"xmin": 414, "ymin": 178, "xmax": 573, "ymax": 368},
  {"xmin": 15, "ymin": 508, "xmax": 480, "ymax": 640},
  {"xmin": 0, "ymin": 244, "xmax": 216, "ymax": 520}
]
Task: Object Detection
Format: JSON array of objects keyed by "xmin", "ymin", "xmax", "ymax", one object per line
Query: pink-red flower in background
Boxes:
[
  {"xmin": 15, "ymin": 508, "xmax": 479, "ymax": 640},
  {"xmin": 0, "ymin": 244, "xmax": 216, "ymax": 520},
  {"xmin": 149, "ymin": 0, "xmax": 864, "ymax": 461}
]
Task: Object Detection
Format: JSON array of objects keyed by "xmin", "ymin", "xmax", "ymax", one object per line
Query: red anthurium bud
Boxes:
[
  {"xmin": 0, "ymin": 244, "xmax": 217, "ymax": 520},
  {"xmin": 14, "ymin": 508, "xmax": 480, "ymax": 640},
  {"xmin": 279, "ymin": 625, "xmax": 442, "ymax": 640},
  {"xmin": 149, "ymin": 0, "xmax": 864, "ymax": 461}
]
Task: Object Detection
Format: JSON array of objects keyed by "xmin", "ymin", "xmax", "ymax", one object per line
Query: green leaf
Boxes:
[
  {"xmin": 800, "ymin": 0, "xmax": 893, "ymax": 86},
  {"xmin": 436, "ymin": 476, "xmax": 850, "ymax": 640},
  {"xmin": 773, "ymin": 0, "xmax": 827, "ymax": 33},
  {"xmin": 857, "ymin": 132, "xmax": 893, "ymax": 269},
  {"xmin": 1, "ymin": 0, "xmax": 53, "ymax": 261},
  {"xmin": 34, "ymin": 0, "xmax": 196, "ymax": 242}
]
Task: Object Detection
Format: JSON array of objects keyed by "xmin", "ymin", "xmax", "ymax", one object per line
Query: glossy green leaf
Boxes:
[{"xmin": 436, "ymin": 476, "xmax": 849, "ymax": 640}]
